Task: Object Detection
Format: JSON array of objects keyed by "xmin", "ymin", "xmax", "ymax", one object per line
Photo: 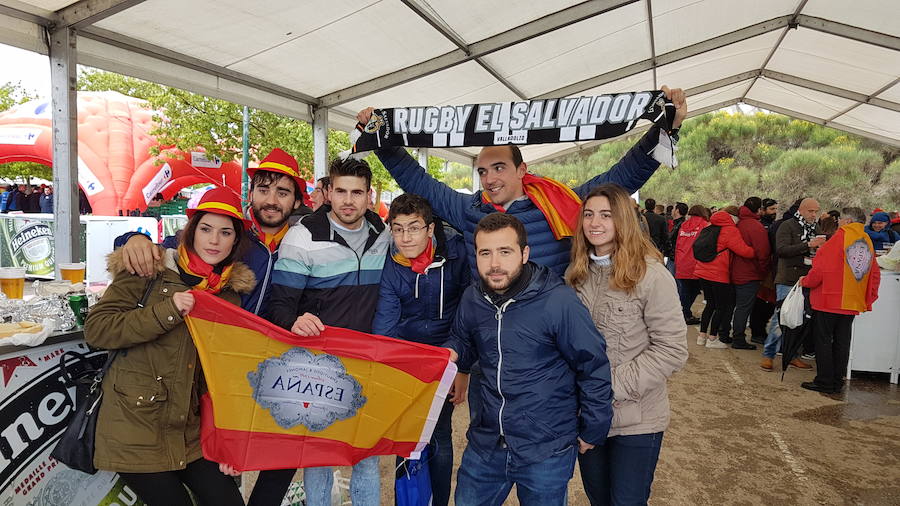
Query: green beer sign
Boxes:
[{"xmin": 1, "ymin": 217, "xmax": 54, "ymax": 276}]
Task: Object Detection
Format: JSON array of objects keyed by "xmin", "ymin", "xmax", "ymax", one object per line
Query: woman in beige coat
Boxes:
[
  {"xmin": 566, "ymin": 184, "xmax": 688, "ymax": 506},
  {"xmin": 85, "ymin": 188, "xmax": 254, "ymax": 506}
]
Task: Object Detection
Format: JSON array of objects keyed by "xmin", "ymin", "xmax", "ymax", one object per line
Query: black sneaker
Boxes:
[
  {"xmin": 685, "ymin": 317, "xmax": 701, "ymax": 325},
  {"xmin": 750, "ymin": 335, "xmax": 765, "ymax": 345},
  {"xmin": 732, "ymin": 340, "xmax": 757, "ymax": 350},
  {"xmin": 801, "ymin": 352, "xmax": 816, "ymax": 360},
  {"xmin": 719, "ymin": 336, "xmax": 733, "ymax": 344},
  {"xmin": 801, "ymin": 381, "xmax": 838, "ymax": 394}
]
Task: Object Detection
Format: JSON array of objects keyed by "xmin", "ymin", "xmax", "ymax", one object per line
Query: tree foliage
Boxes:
[{"xmin": 532, "ymin": 111, "xmax": 900, "ymax": 211}]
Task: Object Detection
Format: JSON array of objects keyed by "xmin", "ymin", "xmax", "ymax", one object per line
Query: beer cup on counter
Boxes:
[
  {"xmin": 0, "ymin": 267, "xmax": 26, "ymax": 299},
  {"xmin": 58, "ymin": 263, "xmax": 86, "ymax": 284}
]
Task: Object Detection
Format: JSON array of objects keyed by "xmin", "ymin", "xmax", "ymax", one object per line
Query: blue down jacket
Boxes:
[
  {"xmin": 444, "ymin": 263, "xmax": 613, "ymax": 466},
  {"xmin": 372, "ymin": 227, "xmax": 469, "ymax": 346},
  {"xmin": 375, "ymin": 127, "xmax": 663, "ymax": 277}
]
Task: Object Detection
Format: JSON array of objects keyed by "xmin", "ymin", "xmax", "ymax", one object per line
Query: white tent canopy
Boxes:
[
  {"xmin": 1, "ymin": 0, "xmax": 898, "ymax": 262},
  {"xmin": 1, "ymin": 0, "xmax": 897, "ymax": 164}
]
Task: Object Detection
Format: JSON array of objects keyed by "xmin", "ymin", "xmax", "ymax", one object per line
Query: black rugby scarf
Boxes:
[{"xmin": 351, "ymin": 90, "xmax": 675, "ymax": 152}]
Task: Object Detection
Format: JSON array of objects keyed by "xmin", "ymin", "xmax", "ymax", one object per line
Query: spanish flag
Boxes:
[{"xmin": 185, "ymin": 291, "xmax": 457, "ymax": 471}]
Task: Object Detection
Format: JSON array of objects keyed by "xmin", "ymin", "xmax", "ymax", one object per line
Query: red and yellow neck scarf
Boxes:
[
  {"xmin": 176, "ymin": 244, "xmax": 233, "ymax": 294},
  {"xmin": 393, "ymin": 238, "xmax": 435, "ymax": 274},
  {"xmin": 482, "ymin": 174, "xmax": 582, "ymax": 240},
  {"xmin": 262, "ymin": 224, "xmax": 290, "ymax": 253}
]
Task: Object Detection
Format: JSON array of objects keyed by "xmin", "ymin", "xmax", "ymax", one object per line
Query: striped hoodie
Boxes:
[{"xmin": 265, "ymin": 206, "xmax": 390, "ymax": 333}]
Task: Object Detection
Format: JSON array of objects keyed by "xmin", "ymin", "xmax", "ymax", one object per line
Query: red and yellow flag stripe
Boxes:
[{"xmin": 185, "ymin": 291, "xmax": 456, "ymax": 471}]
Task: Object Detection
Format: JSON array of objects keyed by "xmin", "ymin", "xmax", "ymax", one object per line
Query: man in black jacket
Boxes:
[{"xmin": 643, "ymin": 198, "xmax": 668, "ymax": 253}]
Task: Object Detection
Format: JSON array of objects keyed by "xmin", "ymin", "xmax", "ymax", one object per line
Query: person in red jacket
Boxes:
[
  {"xmin": 800, "ymin": 207, "xmax": 880, "ymax": 394},
  {"xmin": 675, "ymin": 205, "xmax": 709, "ymax": 324},
  {"xmin": 695, "ymin": 207, "xmax": 755, "ymax": 348},
  {"xmin": 729, "ymin": 197, "xmax": 772, "ymax": 350}
]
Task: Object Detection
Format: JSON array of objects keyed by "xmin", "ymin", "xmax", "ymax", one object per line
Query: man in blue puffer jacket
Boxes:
[
  {"xmin": 356, "ymin": 86, "xmax": 686, "ymax": 278},
  {"xmin": 373, "ymin": 193, "xmax": 469, "ymax": 506},
  {"xmin": 445, "ymin": 214, "xmax": 612, "ymax": 506}
]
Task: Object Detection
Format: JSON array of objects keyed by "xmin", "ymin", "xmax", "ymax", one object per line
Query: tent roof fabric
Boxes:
[{"xmin": 1, "ymin": 0, "xmax": 898, "ymax": 167}]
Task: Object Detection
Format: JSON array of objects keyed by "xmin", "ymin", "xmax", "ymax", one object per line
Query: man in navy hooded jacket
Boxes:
[
  {"xmin": 373, "ymin": 193, "xmax": 469, "ymax": 506},
  {"xmin": 445, "ymin": 213, "xmax": 612, "ymax": 506}
]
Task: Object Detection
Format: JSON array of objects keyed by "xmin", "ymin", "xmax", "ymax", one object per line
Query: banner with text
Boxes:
[
  {"xmin": 352, "ymin": 90, "xmax": 674, "ymax": 151},
  {"xmin": 0, "ymin": 339, "xmax": 145, "ymax": 506}
]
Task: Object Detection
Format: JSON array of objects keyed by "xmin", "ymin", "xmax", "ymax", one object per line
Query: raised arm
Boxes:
[
  {"xmin": 574, "ymin": 86, "xmax": 686, "ymax": 197},
  {"xmin": 375, "ymin": 147, "xmax": 470, "ymax": 231}
]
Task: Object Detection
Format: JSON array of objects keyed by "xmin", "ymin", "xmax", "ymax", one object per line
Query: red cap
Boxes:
[
  {"xmin": 247, "ymin": 148, "xmax": 308, "ymax": 200},
  {"xmin": 186, "ymin": 187, "xmax": 250, "ymax": 230}
]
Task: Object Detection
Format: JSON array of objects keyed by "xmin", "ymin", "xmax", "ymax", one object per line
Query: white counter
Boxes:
[{"xmin": 848, "ymin": 270, "xmax": 900, "ymax": 383}]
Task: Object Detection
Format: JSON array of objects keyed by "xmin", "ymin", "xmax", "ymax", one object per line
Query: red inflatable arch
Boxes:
[{"xmin": 0, "ymin": 91, "xmax": 241, "ymax": 215}]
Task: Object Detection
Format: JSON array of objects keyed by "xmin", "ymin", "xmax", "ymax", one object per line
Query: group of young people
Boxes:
[{"xmin": 82, "ymin": 86, "xmax": 690, "ymax": 506}]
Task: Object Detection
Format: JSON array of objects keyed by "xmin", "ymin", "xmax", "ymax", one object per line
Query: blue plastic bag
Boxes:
[{"xmin": 395, "ymin": 447, "xmax": 432, "ymax": 506}]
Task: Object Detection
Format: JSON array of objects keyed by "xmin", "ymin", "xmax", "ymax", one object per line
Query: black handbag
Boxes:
[{"xmin": 51, "ymin": 278, "xmax": 157, "ymax": 474}]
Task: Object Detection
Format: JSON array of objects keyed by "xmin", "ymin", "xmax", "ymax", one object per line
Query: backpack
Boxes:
[{"xmin": 692, "ymin": 225, "xmax": 723, "ymax": 262}]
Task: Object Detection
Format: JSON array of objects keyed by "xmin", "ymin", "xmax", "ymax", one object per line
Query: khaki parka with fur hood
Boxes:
[{"xmin": 85, "ymin": 247, "xmax": 255, "ymax": 473}]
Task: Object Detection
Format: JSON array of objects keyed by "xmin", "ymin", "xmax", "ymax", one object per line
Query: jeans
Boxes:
[
  {"xmin": 812, "ymin": 310, "xmax": 855, "ymax": 390},
  {"xmin": 699, "ymin": 280, "xmax": 736, "ymax": 337},
  {"xmin": 304, "ymin": 456, "xmax": 381, "ymax": 506},
  {"xmin": 666, "ymin": 258, "xmax": 681, "ymax": 296},
  {"xmin": 454, "ymin": 444, "xmax": 577, "ymax": 506},
  {"xmin": 763, "ymin": 284, "xmax": 793, "ymax": 358},
  {"xmin": 578, "ymin": 432, "xmax": 664, "ymax": 506},
  {"xmin": 678, "ymin": 279, "xmax": 701, "ymax": 320},
  {"xmin": 396, "ymin": 400, "xmax": 455, "ymax": 506},
  {"xmin": 731, "ymin": 281, "xmax": 760, "ymax": 339}
]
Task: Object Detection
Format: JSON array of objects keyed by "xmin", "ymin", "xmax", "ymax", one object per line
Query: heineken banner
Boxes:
[
  {"xmin": 185, "ymin": 291, "xmax": 457, "ymax": 471},
  {"xmin": 0, "ymin": 339, "xmax": 145, "ymax": 506},
  {"xmin": 0, "ymin": 216, "xmax": 77, "ymax": 278},
  {"xmin": 352, "ymin": 90, "xmax": 674, "ymax": 152}
]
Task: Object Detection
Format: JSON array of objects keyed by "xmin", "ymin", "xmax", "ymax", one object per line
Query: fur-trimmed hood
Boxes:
[{"xmin": 106, "ymin": 246, "xmax": 256, "ymax": 294}]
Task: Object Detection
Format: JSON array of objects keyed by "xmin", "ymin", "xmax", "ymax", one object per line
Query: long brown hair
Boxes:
[
  {"xmin": 566, "ymin": 184, "xmax": 663, "ymax": 292},
  {"xmin": 181, "ymin": 211, "xmax": 247, "ymax": 268}
]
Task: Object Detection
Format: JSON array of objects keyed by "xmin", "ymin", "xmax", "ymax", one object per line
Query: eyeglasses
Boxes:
[{"xmin": 391, "ymin": 224, "xmax": 427, "ymax": 237}]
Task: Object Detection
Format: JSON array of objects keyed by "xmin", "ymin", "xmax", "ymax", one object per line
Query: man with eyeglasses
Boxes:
[{"xmin": 372, "ymin": 193, "xmax": 470, "ymax": 506}]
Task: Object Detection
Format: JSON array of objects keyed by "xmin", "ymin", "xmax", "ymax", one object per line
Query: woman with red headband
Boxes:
[{"xmin": 85, "ymin": 187, "xmax": 256, "ymax": 505}]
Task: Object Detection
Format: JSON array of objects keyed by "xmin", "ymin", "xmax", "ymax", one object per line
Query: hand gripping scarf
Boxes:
[
  {"xmin": 176, "ymin": 244, "xmax": 233, "ymax": 294},
  {"xmin": 483, "ymin": 174, "xmax": 582, "ymax": 240}
]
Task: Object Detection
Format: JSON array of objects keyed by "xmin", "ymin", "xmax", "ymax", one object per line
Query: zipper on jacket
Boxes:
[
  {"xmin": 487, "ymin": 296, "xmax": 515, "ymax": 439},
  {"xmin": 254, "ymin": 243, "xmax": 274, "ymax": 315}
]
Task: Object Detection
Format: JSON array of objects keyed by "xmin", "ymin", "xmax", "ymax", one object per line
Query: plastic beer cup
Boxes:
[
  {"xmin": 59, "ymin": 263, "xmax": 86, "ymax": 284},
  {"xmin": 0, "ymin": 267, "xmax": 26, "ymax": 299}
]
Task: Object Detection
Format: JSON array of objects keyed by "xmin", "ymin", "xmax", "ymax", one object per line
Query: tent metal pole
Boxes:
[
  {"xmin": 49, "ymin": 25, "xmax": 81, "ymax": 265},
  {"xmin": 313, "ymin": 107, "xmax": 328, "ymax": 181},
  {"xmin": 241, "ymin": 106, "xmax": 250, "ymax": 201}
]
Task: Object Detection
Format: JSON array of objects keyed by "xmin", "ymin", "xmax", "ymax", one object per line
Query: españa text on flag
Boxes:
[{"xmin": 184, "ymin": 290, "xmax": 457, "ymax": 471}]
